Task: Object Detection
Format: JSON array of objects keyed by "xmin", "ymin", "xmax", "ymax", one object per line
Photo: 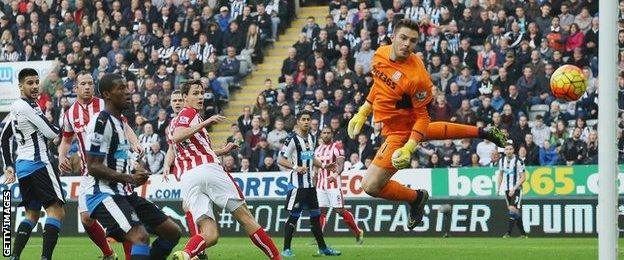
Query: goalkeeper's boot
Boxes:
[
  {"xmin": 407, "ymin": 189, "xmax": 429, "ymax": 230},
  {"xmin": 317, "ymin": 247, "xmax": 341, "ymax": 256},
  {"xmin": 481, "ymin": 126, "xmax": 507, "ymax": 147}
]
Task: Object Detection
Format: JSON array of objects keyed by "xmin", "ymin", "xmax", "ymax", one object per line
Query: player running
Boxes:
[
  {"xmin": 84, "ymin": 73, "xmax": 182, "ymax": 260},
  {"xmin": 58, "ymin": 71, "xmax": 141, "ymax": 260},
  {"xmin": 347, "ymin": 19, "xmax": 507, "ymax": 230},
  {"xmin": 163, "ymin": 90, "xmax": 209, "ymax": 260},
  {"xmin": 169, "ymin": 80, "xmax": 280, "ymax": 260},
  {"xmin": 1, "ymin": 68, "xmax": 64, "ymax": 260},
  {"xmin": 315, "ymin": 127, "xmax": 363, "ymax": 244},
  {"xmin": 278, "ymin": 111, "xmax": 341, "ymax": 257},
  {"xmin": 496, "ymin": 143, "xmax": 528, "ymax": 238}
]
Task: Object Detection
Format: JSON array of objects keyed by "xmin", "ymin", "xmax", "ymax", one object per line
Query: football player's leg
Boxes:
[
  {"xmin": 12, "ymin": 204, "xmax": 40, "ymax": 258},
  {"xmin": 81, "ymin": 212, "xmax": 115, "ymax": 258},
  {"xmin": 364, "ymin": 138, "xmax": 417, "ymax": 202},
  {"xmin": 132, "ymin": 194, "xmax": 182, "ymax": 260},
  {"xmin": 425, "ymin": 122, "xmax": 507, "ymax": 147},
  {"xmin": 232, "ymin": 203, "xmax": 280, "ymax": 259}
]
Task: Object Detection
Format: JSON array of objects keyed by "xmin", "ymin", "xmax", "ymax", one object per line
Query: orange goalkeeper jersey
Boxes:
[{"xmin": 366, "ymin": 45, "xmax": 433, "ymax": 141}]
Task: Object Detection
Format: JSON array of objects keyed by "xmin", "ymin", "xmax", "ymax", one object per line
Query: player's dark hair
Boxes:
[
  {"xmin": 180, "ymin": 79, "xmax": 203, "ymax": 95},
  {"xmin": 171, "ymin": 90, "xmax": 181, "ymax": 96},
  {"xmin": 98, "ymin": 73, "xmax": 124, "ymax": 96},
  {"xmin": 18, "ymin": 68, "xmax": 38, "ymax": 83},
  {"xmin": 296, "ymin": 110, "xmax": 312, "ymax": 120},
  {"xmin": 393, "ymin": 18, "xmax": 420, "ymax": 34}
]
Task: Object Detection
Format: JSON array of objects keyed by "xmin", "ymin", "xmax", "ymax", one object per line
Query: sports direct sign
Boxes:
[{"xmin": 0, "ymin": 165, "xmax": 622, "ymax": 201}]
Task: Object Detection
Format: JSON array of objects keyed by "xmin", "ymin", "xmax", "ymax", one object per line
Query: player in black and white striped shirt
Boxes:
[
  {"xmin": 496, "ymin": 143, "xmax": 528, "ymax": 238},
  {"xmin": 1, "ymin": 68, "xmax": 64, "ymax": 259},
  {"xmin": 84, "ymin": 74, "xmax": 181, "ymax": 259},
  {"xmin": 278, "ymin": 111, "xmax": 341, "ymax": 257}
]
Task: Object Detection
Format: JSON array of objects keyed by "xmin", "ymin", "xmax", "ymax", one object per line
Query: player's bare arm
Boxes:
[
  {"xmin": 162, "ymin": 145, "xmax": 176, "ymax": 181},
  {"xmin": 496, "ymin": 170, "xmax": 503, "ymax": 195},
  {"xmin": 510, "ymin": 170, "xmax": 527, "ymax": 196},
  {"xmin": 171, "ymin": 115, "xmax": 225, "ymax": 143},
  {"xmin": 124, "ymin": 121, "xmax": 143, "ymax": 155},
  {"xmin": 86, "ymin": 154, "xmax": 149, "ymax": 186},
  {"xmin": 58, "ymin": 133, "xmax": 74, "ymax": 173},
  {"xmin": 213, "ymin": 142, "xmax": 239, "ymax": 156}
]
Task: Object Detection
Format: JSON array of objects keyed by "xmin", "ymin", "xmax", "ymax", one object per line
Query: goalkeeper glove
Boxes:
[
  {"xmin": 347, "ymin": 102, "xmax": 372, "ymax": 139},
  {"xmin": 391, "ymin": 140, "xmax": 417, "ymax": 169}
]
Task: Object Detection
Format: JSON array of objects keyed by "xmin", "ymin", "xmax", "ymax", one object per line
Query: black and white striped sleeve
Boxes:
[
  {"xmin": 281, "ymin": 135, "xmax": 296, "ymax": 160},
  {"xmin": 85, "ymin": 113, "xmax": 111, "ymax": 157},
  {"xmin": 0, "ymin": 119, "xmax": 14, "ymax": 169},
  {"xmin": 18, "ymin": 101, "xmax": 59, "ymax": 139}
]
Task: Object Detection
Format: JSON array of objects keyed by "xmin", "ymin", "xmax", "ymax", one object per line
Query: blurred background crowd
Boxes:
[{"xmin": 0, "ymin": 0, "xmax": 620, "ymax": 175}]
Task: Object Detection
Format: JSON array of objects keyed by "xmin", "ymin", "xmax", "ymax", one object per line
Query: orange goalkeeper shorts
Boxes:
[{"xmin": 372, "ymin": 134, "xmax": 410, "ymax": 170}]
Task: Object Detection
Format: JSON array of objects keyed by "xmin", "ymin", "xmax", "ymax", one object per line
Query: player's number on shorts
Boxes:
[{"xmin": 523, "ymin": 167, "xmax": 575, "ymax": 195}]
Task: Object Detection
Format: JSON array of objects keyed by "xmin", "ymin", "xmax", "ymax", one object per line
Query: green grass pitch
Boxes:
[{"xmin": 12, "ymin": 236, "xmax": 624, "ymax": 259}]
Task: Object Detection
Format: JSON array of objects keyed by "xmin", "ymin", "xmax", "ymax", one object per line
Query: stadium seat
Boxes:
[{"xmin": 530, "ymin": 104, "xmax": 549, "ymax": 112}]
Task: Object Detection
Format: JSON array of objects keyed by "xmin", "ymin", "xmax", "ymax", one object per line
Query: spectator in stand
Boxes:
[
  {"xmin": 267, "ymin": 119, "xmax": 288, "ymax": 151},
  {"xmin": 561, "ymin": 127, "xmax": 588, "ymax": 165},
  {"xmin": 250, "ymin": 137, "xmax": 275, "ymax": 170},
  {"xmin": 217, "ymin": 46, "xmax": 242, "ymax": 89},
  {"xmin": 476, "ymin": 138, "xmax": 497, "ymax": 166},
  {"xmin": 452, "ymin": 99, "xmax": 478, "ymax": 125},
  {"xmin": 477, "ymin": 41, "xmax": 497, "ymax": 72},
  {"xmin": 146, "ymin": 142, "xmax": 166, "ymax": 174},
  {"xmin": 142, "ymin": 93, "xmax": 162, "ymax": 122},
  {"xmin": 522, "ymin": 133, "xmax": 540, "ymax": 166},
  {"xmin": 258, "ymin": 156, "xmax": 280, "ymax": 172},
  {"xmin": 585, "ymin": 130, "xmax": 598, "ymax": 164},
  {"xmin": 139, "ymin": 123, "xmax": 160, "ymax": 154},
  {"xmin": 239, "ymin": 157, "xmax": 256, "ymax": 173},
  {"xmin": 539, "ymin": 140, "xmax": 559, "ymax": 166},
  {"xmin": 531, "ymin": 115, "xmax": 551, "ymax": 147},
  {"xmin": 431, "ymin": 94, "xmax": 454, "ymax": 122}
]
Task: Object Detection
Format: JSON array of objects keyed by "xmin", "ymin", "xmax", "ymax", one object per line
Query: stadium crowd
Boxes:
[{"xmin": 0, "ymin": 0, "xmax": 621, "ymax": 175}]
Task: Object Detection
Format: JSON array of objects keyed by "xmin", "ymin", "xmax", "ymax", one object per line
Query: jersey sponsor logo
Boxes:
[
  {"xmin": 300, "ymin": 150, "xmax": 314, "ymax": 160},
  {"xmin": 371, "ymin": 66, "xmax": 398, "ymax": 89},
  {"xmin": 392, "ymin": 71, "xmax": 402, "ymax": 81},
  {"xmin": 90, "ymin": 133, "xmax": 103, "ymax": 146}
]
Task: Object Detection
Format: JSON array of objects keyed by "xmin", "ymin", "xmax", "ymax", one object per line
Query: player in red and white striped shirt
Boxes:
[
  {"xmin": 58, "ymin": 72, "xmax": 141, "ymax": 260},
  {"xmin": 168, "ymin": 80, "xmax": 280, "ymax": 260},
  {"xmin": 315, "ymin": 127, "xmax": 364, "ymax": 244}
]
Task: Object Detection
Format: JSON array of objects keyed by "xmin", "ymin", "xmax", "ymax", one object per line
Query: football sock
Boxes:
[
  {"xmin": 310, "ymin": 210, "xmax": 327, "ymax": 249},
  {"xmin": 123, "ymin": 241, "xmax": 133, "ymax": 260},
  {"xmin": 12, "ymin": 219, "xmax": 35, "ymax": 257},
  {"xmin": 185, "ymin": 211, "xmax": 198, "ymax": 236},
  {"xmin": 319, "ymin": 212, "xmax": 327, "ymax": 232},
  {"xmin": 514, "ymin": 213, "xmax": 527, "ymax": 235},
  {"xmin": 283, "ymin": 215, "xmax": 299, "ymax": 250},
  {"xmin": 84, "ymin": 220, "xmax": 114, "ymax": 257},
  {"xmin": 183, "ymin": 235, "xmax": 207, "ymax": 258},
  {"xmin": 150, "ymin": 237, "xmax": 179, "ymax": 259},
  {"xmin": 378, "ymin": 180, "xmax": 417, "ymax": 202},
  {"xmin": 425, "ymin": 122, "xmax": 479, "ymax": 140},
  {"xmin": 42, "ymin": 217, "xmax": 61, "ymax": 259},
  {"xmin": 341, "ymin": 210, "xmax": 360, "ymax": 235},
  {"xmin": 130, "ymin": 244, "xmax": 151, "ymax": 260},
  {"xmin": 249, "ymin": 228, "xmax": 280, "ymax": 260},
  {"xmin": 507, "ymin": 213, "xmax": 516, "ymax": 234}
]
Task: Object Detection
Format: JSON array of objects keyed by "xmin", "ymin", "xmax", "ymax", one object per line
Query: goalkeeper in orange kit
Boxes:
[{"xmin": 347, "ymin": 19, "xmax": 507, "ymax": 230}]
